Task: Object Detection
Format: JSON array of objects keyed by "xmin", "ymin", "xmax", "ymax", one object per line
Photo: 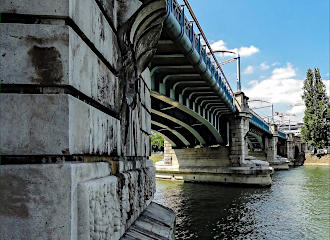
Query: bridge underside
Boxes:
[
  {"xmin": 247, "ymin": 125, "xmax": 267, "ymax": 151},
  {"xmin": 150, "ymin": 20, "xmax": 236, "ymax": 147}
]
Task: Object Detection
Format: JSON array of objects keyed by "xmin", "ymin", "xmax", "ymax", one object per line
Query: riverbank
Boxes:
[{"xmin": 304, "ymin": 153, "xmax": 330, "ymax": 166}]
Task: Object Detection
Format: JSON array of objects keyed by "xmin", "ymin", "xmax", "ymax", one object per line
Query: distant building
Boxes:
[{"xmin": 279, "ymin": 123, "xmax": 304, "ymax": 136}]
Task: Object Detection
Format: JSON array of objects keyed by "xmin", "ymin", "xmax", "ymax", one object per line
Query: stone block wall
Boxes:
[
  {"xmin": 265, "ymin": 135, "xmax": 278, "ymax": 162},
  {"xmin": 163, "ymin": 140, "xmax": 173, "ymax": 165},
  {"xmin": 286, "ymin": 141, "xmax": 295, "ymax": 160},
  {"xmin": 163, "ymin": 141, "xmax": 230, "ymax": 168},
  {"xmin": 229, "ymin": 113, "xmax": 251, "ymax": 166},
  {"xmin": 0, "ymin": 0, "xmax": 166, "ymax": 239},
  {"xmin": 0, "ymin": 0, "xmax": 152, "ymax": 158},
  {"xmin": 0, "ymin": 163, "xmax": 155, "ymax": 240}
]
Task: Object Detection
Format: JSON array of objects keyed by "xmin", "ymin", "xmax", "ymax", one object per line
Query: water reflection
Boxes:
[{"xmin": 154, "ymin": 166, "xmax": 330, "ymax": 240}]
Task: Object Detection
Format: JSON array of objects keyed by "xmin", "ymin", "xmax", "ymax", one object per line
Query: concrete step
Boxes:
[{"xmin": 121, "ymin": 202, "xmax": 175, "ymax": 240}]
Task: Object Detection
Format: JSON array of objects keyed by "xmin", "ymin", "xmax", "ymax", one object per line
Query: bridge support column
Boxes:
[
  {"xmin": 156, "ymin": 92, "xmax": 272, "ymax": 186},
  {"xmin": 156, "ymin": 142, "xmax": 271, "ymax": 186},
  {"xmin": 286, "ymin": 134, "xmax": 306, "ymax": 167},
  {"xmin": 286, "ymin": 133, "xmax": 295, "ymax": 166},
  {"xmin": 0, "ymin": 0, "xmax": 175, "ymax": 239},
  {"xmin": 266, "ymin": 134, "xmax": 278, "ymax": 163},
  {"xmin": 229, "ymin": 112, "xmax": 251, "ymax": 166},
  {"xmin": 0, "ymin": 161, "xmax": 157, "ymax": 240},
  {"xmin": 265, "ymin": 125, "xmax": 290, "ymax": 170},
  {"xmin": 163, "ymin": 140, "xmax": 174, "ymax": 165}
]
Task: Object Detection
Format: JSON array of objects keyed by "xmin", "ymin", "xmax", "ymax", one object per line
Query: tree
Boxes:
[
  {"xmin": 301, "ymin": 68, "xmax": 329, "ymax": 150},
  {"xmin": 150, "ymin": 132, "xmax": 164, "ymax": 152}
]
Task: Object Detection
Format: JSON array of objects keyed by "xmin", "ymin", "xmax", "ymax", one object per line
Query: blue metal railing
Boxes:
[
  {"xmin": 278, "ymin": 131, "xmax": 287, "ymax": 139},
  {"xmin": 166, "ymin": 0, "xmax": 234, "ymax": 107},
  {"xmin": 250, "ymin": 110, "xmax": 287, "ymax": 139},
  {"xmin": 250, "ymin": 109, "xmax": 271, "ymax": 133},
  {"xmin": 166, "ymin": 0, "xmax": 287, "ymax": 139}
]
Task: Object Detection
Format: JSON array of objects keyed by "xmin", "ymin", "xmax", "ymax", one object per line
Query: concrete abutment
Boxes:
[
  {"xmin": 0, "ymin": 0, "xmax": 175, "ymax": 239},
  {"xmin": 156, "ymin": 92, "xmax": 273, "ymax": 186}
]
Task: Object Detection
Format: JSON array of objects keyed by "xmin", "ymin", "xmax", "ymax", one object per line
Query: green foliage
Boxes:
[
  {"xmin": 301, "ymin": 68, "xmax": 329, "ymax": 149},
  {"xmin": 150, "ymin": 132, "xmax": 164, "ymax": 152}
]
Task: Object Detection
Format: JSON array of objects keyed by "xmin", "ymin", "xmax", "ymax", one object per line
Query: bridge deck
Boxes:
[{"xmin": 150, "ymin": 0, "xmax": 286, "ymax": 148}]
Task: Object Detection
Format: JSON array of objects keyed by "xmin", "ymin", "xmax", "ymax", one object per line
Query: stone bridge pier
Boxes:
[
  {"xmin": 264, "ymin": 125, "xmax": 290, "ymax": 170},
  {"xmin": 0, "ymin": 0, "xmax": 175, "ymax": 239},
  {"xmin": 156, "ymin": 92, "xmax": 272, "ymax": 186},
  {"xmin": 248, "ymin": 126, "xmax": 306, "ymax": 170},
  {"xmin": 285, "ymin": 133, "xmax": 307, "ymax": 166}
]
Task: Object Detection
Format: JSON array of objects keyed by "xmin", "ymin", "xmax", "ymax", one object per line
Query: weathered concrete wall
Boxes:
[
  {"xmin": 266, "ymin": 135, "xmax": 278, "ymax": 163},
  {"xmin": 0, "ymin": 162, "xmax": 156, "ymax": 240},
  {"xmin": 0, "ymin": 94, "xmax": 121, "ymax": 156},
  {"xmin": 0, "ymin": 0, "xmax": 164, "ymax": 158},
  {"xmin": 229, "ymin": 112, "xmax": 251, "ymax": 166},
  {"xmin": 156, "ymin": 92, "xmax": 272, "ymax": 186},
  {"xmin": 164, "ymin": 145, "xmax": 231, "ymax": 168},
  {"xmin": 0, "ymin": 0, "xmax": 169, "ymax": 239}
]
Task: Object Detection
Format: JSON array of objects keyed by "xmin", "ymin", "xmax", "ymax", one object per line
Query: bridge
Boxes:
[
  {"xmin": 0, "ymin": 0, "xmax": 306, "ymax": 239},
  {"xmin": 150, "ymin": 0, "xmax": 301, "ymax": 182}
]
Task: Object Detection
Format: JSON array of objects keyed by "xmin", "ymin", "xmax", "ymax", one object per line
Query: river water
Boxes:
[{"xmin": 154, "ymin": 166, "xmax": 330, "ymax": 240}]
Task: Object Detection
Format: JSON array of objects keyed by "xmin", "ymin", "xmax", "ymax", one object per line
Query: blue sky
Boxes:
[{"xmin": 184, "ymin": 0, "xmax": 329, "ymax": 123}]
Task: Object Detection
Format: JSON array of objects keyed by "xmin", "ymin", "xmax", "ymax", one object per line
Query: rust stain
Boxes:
[{"xmin": 28, "ymin": 46, "xmax": 63, "ymax": 84}]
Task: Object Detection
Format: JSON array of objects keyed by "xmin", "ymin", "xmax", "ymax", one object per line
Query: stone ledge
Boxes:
[
  {"xmin": 156, "ymin": 165, "xmax": 272, "ymax": 175},
  {"xmin": 121, "ymin": 202, "xmax": 175, "ymax": 240}
]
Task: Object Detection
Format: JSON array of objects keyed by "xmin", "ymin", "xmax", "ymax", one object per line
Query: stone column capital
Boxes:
[
  {"xmin": 234, "ymin": 91, "xmax": 250, "ymax": 113},
  {"xmin": 270, "ymin": 124, "xmax": 279, "ymax": 135},
  {"xmin": 236, "ymin": 111, "xmax": 252, "ymax": 120}
]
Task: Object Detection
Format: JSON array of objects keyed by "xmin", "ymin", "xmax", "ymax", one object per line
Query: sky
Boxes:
[{"xmin": 182, "ymin": 0, "xmax": 330, "ymax": 124}]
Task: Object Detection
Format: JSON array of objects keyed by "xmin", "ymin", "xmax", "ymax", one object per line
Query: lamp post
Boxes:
[{"xmin": 207, "ymin": 50, "xmax": 241, "ymax": 92}]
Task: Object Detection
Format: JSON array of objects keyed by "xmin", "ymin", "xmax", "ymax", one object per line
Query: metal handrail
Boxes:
[
  {"xmin": 250, "ymin": 108, "xmax": 268, "ymax": 124},
  {"xmin": 278, "ymin": 131, "xmax": 287, "ymax": 139},
  {"xmin": 182, "ymin": 0, "xmax": 235, "ymax": 99},
  {"xmin": 250, "ymin": 108, "xmax": 271, "ymax": 132},
  {"xmin": 166, "ymin": 0, "xmax": 235, "ymax": 103}
]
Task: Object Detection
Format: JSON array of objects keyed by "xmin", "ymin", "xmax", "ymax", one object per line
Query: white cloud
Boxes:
[
  {"xmin": 272, "ymin": 62, "xmax": 280, "ymax": 66},
  {"xmin": 259, "ymin": 62, "xmax": 270, "ymax": 70},
  {"xmin": 210, "ymin": 40, "xmax": 227, "ymax": 51},
  {"xmin": 246, "ymin": 72, "xmax": 329, "ymax": 123},
  {"xmin": 244, "ymin": 63, "xmax": 305, "ymax": 121},
  {"xmin": 287, "ymin": 105, "xmax": 305, "ymax": 115},
  {"xmin": 285, "ymin": 105, "xmax": 305, "ymax": 123},
  {"xmin": 248, "ymin": 80, "xmax": 259, "ymax": 85},
  {"xmin": 270, "ymin": 63, "xmax": 296, "ymax": 79},
  {"xmin": 210, "ymin": 40, "xmax": 259, "ymax": 57},
  {"xmin": 244, "ymin": 65, "xmax": 254, "ymax": 74},
  {"xmin": 237, "ymin": 45, "xmax": 259, "ymax": 57},
  {"xmin": 244, "ymin": 63, "xmax": 303, "ymax": 105}
]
